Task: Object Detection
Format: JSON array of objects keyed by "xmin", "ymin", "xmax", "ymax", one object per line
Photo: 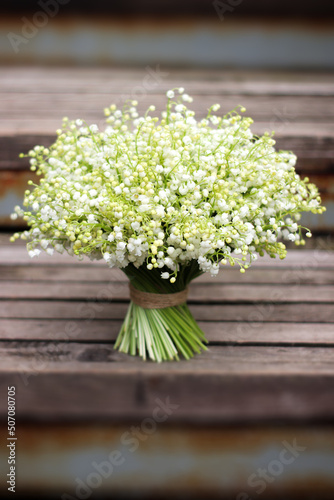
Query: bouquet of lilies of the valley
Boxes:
[{"xmin": 11, "ymin": 88, "xmax": 325, "ymax": 362}]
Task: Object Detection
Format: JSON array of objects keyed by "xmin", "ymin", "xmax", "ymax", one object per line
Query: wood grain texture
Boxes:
[
  {"xmin": 2, "ymin": 263, "xmax": 334, "ymax": 284},
  {"xmin": 1, "ymin": 68, "xmax": 334, "ymax": 95},
  {"xmin": 1, "ymin": 68, "xmax": 334, "ymax": 176},
  {"xmin": 1, "ymin": 281, "xmax": 333, "ymax": 302},
  {"xmin": 3, "ymin": 342, "xmax": 334, "ymax": 374},
  {"xmin": 1, "ymin": 319, "xmax": 333, "ymax": 344},
  {"xmin": 2, "ymin": 93, "xmax": 333, "ymax": 121},
  {"xmin": 0, "ymin": 300, "xmax": 333, "ymax": 322},
  {"xmin": 0, "ymin": 343, "xmax": 334, "ymax": 421}
]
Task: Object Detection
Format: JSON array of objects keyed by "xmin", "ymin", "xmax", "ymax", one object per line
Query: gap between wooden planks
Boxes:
[
  {"xmin": 2, "ymin": 67, "xmax": 334, "ymax": 94},
  {"xmin": 1, "ymin": 264, "xmax": 334, "ymax": 284},
  {"xmin": 1, "ymin": 281, "xmax": 334, "ymax": 302},
  {"xmin": 2, "ymin": 94, "xmax": 333, "ymax": 121},
  {"xmin": 1, "ymin": 320, "xmax": 334, "ymax": 344}
]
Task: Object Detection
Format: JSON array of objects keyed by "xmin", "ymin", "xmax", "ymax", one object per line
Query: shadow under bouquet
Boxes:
[{"xmin": 12, "ymin": 88, "xmax": 325, "ymax": 362}]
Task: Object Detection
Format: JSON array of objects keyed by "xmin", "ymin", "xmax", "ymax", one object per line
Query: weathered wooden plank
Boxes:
[
  {"xmin": 0, "ymin": 264, "xmax": 127, "ymax": 281},
  {"xmin": 0, "ymin": 344, "xmax": 334, "ymax": 421},
  {"xmin": 0, "ymin": 281, "xmax": 129, "ymax": 301},
  {"xmin": 2, "ymin": 93, "xmax": 334, "ymax": 122},
  {"xmin": 188, "ymin": 284, "xmax": 334, "ymax": 302},
  {"xmin": 1, "ymin": 281, "xmax": 333, "ymax": 302},
  {"xmin": 2, "ymin": 342, "xmax": 334, "ymax": 374},
  {"xmin": 2, "ymin": 264, "xmax": 334, "ymax": 284},
  {"xmin": 0, "ymin": 301, "xmax": 332, "ymax": 322},
  {"xmin": 1, "ymin": 319, "xmax": 333, "ymax": 344},
  {"xmin": 1, "ymin": 69, "xmax": 334, "ymax": 185},
  {"xmin": 1, "ymin": 68, "xmax": 334, "ymax": 95}
]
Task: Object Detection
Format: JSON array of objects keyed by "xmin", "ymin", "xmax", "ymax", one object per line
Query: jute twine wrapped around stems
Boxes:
[{"xmin": 129, "ymin": 283, "xmax": 189, "ymax": 309}]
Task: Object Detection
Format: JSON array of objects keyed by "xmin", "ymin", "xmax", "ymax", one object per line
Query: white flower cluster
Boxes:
[{"xmin": 12, "ymin": 89, "xmax": 324, "ymax": 281}]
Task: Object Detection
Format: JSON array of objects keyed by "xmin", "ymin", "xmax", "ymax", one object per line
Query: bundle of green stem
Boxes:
[{"xmin": 115, "ymin": 261, "xmax": 208, "ymax": 362}]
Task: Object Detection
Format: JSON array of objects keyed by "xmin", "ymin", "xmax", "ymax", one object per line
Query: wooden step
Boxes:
[
  {"xmin": 1, "ymin": 67, "xmax": 333, "ymax": 232},
  {"xmin": 0, "ymin": 246, "xmax": 333, "ymax": 422}
]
